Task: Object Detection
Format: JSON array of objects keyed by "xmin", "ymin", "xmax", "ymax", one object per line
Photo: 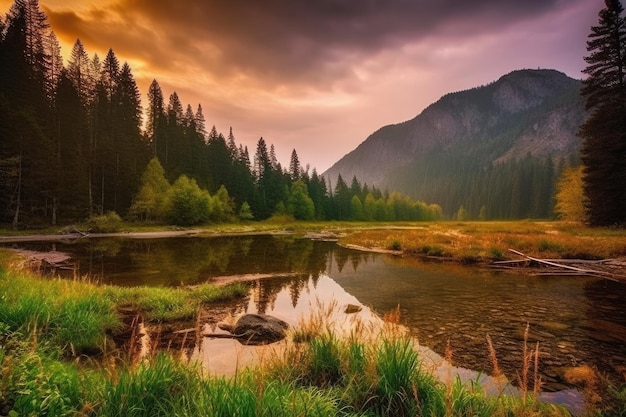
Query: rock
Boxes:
[
  {"xmin": 208, "ymin": 314, "xmax": 289, "ymax": 345},
  {"xmin": 344, "ymin": 304, "xmax": 362, "ymax": 314}
]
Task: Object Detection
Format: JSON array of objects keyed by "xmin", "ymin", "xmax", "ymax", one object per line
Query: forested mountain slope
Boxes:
[{"xmin": 324, "ymin": 69, "xmax": 586, "ymax": 218}]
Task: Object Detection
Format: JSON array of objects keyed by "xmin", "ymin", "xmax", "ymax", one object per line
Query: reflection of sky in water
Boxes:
[
  {"xmin": 193, "ymin": 273, "xmax": 585, "ymax": 415},
  {"xmin": 194, "ymin": 274, "xmax": 380, "ymax": 375}
]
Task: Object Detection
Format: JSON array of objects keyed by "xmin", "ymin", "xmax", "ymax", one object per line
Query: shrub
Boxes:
[
  {"xmin": 389, "ymin": 240, "xmax": 402, "ymax": 251},
  {"xmin": 84, "ymin": 211, "xmax": 123, "ymax": 233},
  {"xmin": 166, "ymin": 176, "xmax": 211, "ymax": 226},
  {"xmin": 488, "ymin": 247, "xmax": 506, "ymax": 261}
]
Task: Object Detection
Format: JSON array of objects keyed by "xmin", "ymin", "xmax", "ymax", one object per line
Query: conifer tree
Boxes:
[
  {"xmin": 580, "ymin": 0, "xmax": 626, "ymax": 225},
  {"xmin": 333, "ymin": 174, "xmax": 351, "ymax": 220},
  {"xmin": 101, "ymin": 49, "xmax": 119, "ymax": 101},
  {"xmin": 289, "ymin": 149, "xmax": 301, "ymax": 180},
  {"xmin": 227, "ymin": 127, "xmax": 237, "ymax": 157},
  {"xmin": 43, "ymin": 31, "xmax": 62, "ymax": 102},
  {"xmin": 146, "ymin": 79, "xmax": 165, "ymax": 160},
  {"xmin": 107, "ymin": 62, "xmax": 145, "ymax": 214},
  {"xmin": 67, "ymin": 39, "xmax": 93, "ymax": 107},
  {"xmin": 195, "ymin": 104, "xmax": 207, "ymax": 142}
]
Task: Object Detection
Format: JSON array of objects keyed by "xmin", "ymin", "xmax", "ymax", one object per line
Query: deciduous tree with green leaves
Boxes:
[{"xmin": 128, "ymin": 158, "xmax": 170, "ymax": 222}]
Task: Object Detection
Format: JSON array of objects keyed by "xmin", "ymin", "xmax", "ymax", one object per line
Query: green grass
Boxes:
[{"xmin": 0, "ymin": 250, "xmax": 248, "ymax": 355}]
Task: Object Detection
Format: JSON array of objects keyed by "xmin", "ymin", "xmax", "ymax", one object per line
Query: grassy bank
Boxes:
[{"xmin": 2, "ymin": 250, "xmax": 624, "ymax": 416}]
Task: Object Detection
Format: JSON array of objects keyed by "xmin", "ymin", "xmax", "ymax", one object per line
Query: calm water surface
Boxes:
[{"xmin": 5, "ymin": 235, "xmax": 626, "ymax": 392}]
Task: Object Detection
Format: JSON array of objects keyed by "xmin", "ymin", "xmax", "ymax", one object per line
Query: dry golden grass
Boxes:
[{"xmin": 339, "ymin": 221, "xmax": 626, "ymax": 262}]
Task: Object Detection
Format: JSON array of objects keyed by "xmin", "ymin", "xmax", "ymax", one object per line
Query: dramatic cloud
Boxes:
[{"xmin": 0, "ymin": 0, "xmax": 598, "ymax": 171}]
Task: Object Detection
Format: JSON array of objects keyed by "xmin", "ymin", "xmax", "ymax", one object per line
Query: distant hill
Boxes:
[{"xmin": 323, "ymin": 69, "xmax": 586, "ymax": 219}]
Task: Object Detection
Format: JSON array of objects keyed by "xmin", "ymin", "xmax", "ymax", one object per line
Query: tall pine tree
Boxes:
[{"xmin": 580, "ymin": 0, "xmax": 626, "ymax": 226}]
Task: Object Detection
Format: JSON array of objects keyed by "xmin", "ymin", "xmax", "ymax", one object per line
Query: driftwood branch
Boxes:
[{"xmin": 506, "ymin": 249, "xmax": 623, "ymax": 282}]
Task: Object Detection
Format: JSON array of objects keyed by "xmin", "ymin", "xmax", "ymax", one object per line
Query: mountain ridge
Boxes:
[
  {"xmin": 324, "ymin": 69, "xmax": 583, "ymax": 186},
  {"xmin": 323, "ymin": 69, "xmax": 586, "ymax": 218}
]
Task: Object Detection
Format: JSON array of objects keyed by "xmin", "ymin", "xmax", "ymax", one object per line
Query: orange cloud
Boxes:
[{"xmin": 1, "ymin": 0, "xmax": 597, "ymax": 171}]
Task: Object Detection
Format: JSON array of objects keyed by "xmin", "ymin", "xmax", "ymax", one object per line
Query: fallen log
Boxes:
[{"xmin": 507, "ymin": 249, "xmax": 623, "ymax": 282}]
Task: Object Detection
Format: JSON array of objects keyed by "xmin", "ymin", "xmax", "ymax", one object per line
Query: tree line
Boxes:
[{"xmin": 0, "ymin": 0, "xmax": 442, "ymax": 228}]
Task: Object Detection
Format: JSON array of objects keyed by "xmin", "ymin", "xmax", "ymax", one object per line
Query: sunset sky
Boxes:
[{"xmin": 1, "ymin": 0, "xmax": 599, "ymax": 172}]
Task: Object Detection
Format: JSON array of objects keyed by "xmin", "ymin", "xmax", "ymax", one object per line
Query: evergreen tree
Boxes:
[
  {"xmin": 108, "ymin": 62, "xmax": 145, "ymax": 214},
  {"xmin": 350, "ymin": 176, "xmax": 363, "ymax": 201},
  {"xmin": 230, "ymin": 143, "xmax": 255, "ymax": 212},
  {"xmin": 147, "ymin": 79, "xmax": 165, "ymax": 157},
  {"xmin": 308, "ymin": 169, "xmax": 328, "ymax": 220},
  {"xmin": 54, "ymin": 69, "xmax": 90, "ymax": 220},
  {"xmin": 211, "ymin": 185, "xmax": 235, "ymax": 222},
  {"xmin": 195, "ymin": 104, "xmax": 207, "ymax": 142},
  {"xmin": 269, "ymin": 144, "xmax": 278, "ymax": 169},
  {"xmin": 0, "ymin": 0, "xmax": 60, "ymax": 226},
  {"xmin": 226, "ymin": 126, "xmax": 237, "ymax": 157},
  {"xmin": 238, "ymin": 201, "xmax": 254, "ymax": 221},
  {"xmin": 164, "ymin": 92, "xmax": 185, "ymax": 178},
  {"xmin": 67, "ymin": 39, "xmax": 93, "ymax": 107},
  {"xmin": 100, "ymin": 49, "xmax": 119, "ymax": 101},
  {"xmin": 580, "ymin": 0, "xmax": 626, "ymax": 226},
  {"xmin": 205, "ymin": 129, "xmax": 232, "ymax": 192},
  {"xmin": 43, "ymin": 31, "xmax": 62, "ymax": 102},
  {"xmin": 289, "ymin": 149, "xmax": 301, "ymax": 180},
  {"xmin": 333, "ymin": 174, "xmax": 351, "ymax": 220}
]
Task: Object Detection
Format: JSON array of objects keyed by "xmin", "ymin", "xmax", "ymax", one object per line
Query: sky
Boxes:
[{"xmin": 1, "ymin": 0, "xmax": 600, "ymax": 172}]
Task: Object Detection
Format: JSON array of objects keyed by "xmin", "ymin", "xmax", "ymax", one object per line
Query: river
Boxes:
[{"xmin": 3, "ymin": 234, "xmax": 625, "ymax": 401}]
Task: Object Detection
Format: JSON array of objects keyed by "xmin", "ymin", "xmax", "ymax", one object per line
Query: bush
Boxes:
[
  {"xmin": 84, "ymin": 211, "xmax": 123, "ymax": 233},
  {"xmin": 389, "ymin": 240, "xmax": 402, "ymax": 251},
  {"xmin": 166, "ymin": 176, "xmax": 211, "ymax": 226}
]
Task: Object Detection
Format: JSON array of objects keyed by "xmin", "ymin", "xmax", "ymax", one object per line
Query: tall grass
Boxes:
[
  {"xmin": 260, "ymin": 304, "xmax": 569, "ymax": 417},
  {"xmin": 0, "ymin": 249, "xmax": 248, "ymax": 357},
  {"xmin": 0, "ymin": 267, "xmax": 120, "ymax": 355},
  {"xmin": 374, "ymin": 338, "xmax": 420, "ymax": 416}
]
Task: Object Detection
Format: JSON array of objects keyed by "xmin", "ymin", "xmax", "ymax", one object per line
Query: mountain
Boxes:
[{"xmin": 323, "ymin": 69, "xmax": 586, "ymax": 219}]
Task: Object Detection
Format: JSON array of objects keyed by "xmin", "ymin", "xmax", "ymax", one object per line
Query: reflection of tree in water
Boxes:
[
  {"xmin": 43, "ymin": 235, "xmax": 371, "ymax": 291},
  {"xmin": 128, "ymin": 238, "xmax": 239, "ymax": 285},
  {"xmin": 334, "ymin": 249, "xmax": 350, "ymax": 273},
  {"xmin": 582, "ymin": 279, "xmax": 626, "ymax": 382},
  {"xmin": 250, "ymin": 245, "xmax": 372, "ymax": 313}
]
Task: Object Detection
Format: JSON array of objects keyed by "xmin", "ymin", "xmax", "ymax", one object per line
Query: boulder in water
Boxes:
[{"xmin": 211, "ymin": 314, "xmax": 289, "ymax": 345}]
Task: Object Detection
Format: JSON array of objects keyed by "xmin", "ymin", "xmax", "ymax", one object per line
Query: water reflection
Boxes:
[
  {"xmin": 4, "ymin": 235, "xmax": 625, "ymax": 392},
  {"xmin": 330, "ymin": 256, "xmax": 626, "ymax": 392}
]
